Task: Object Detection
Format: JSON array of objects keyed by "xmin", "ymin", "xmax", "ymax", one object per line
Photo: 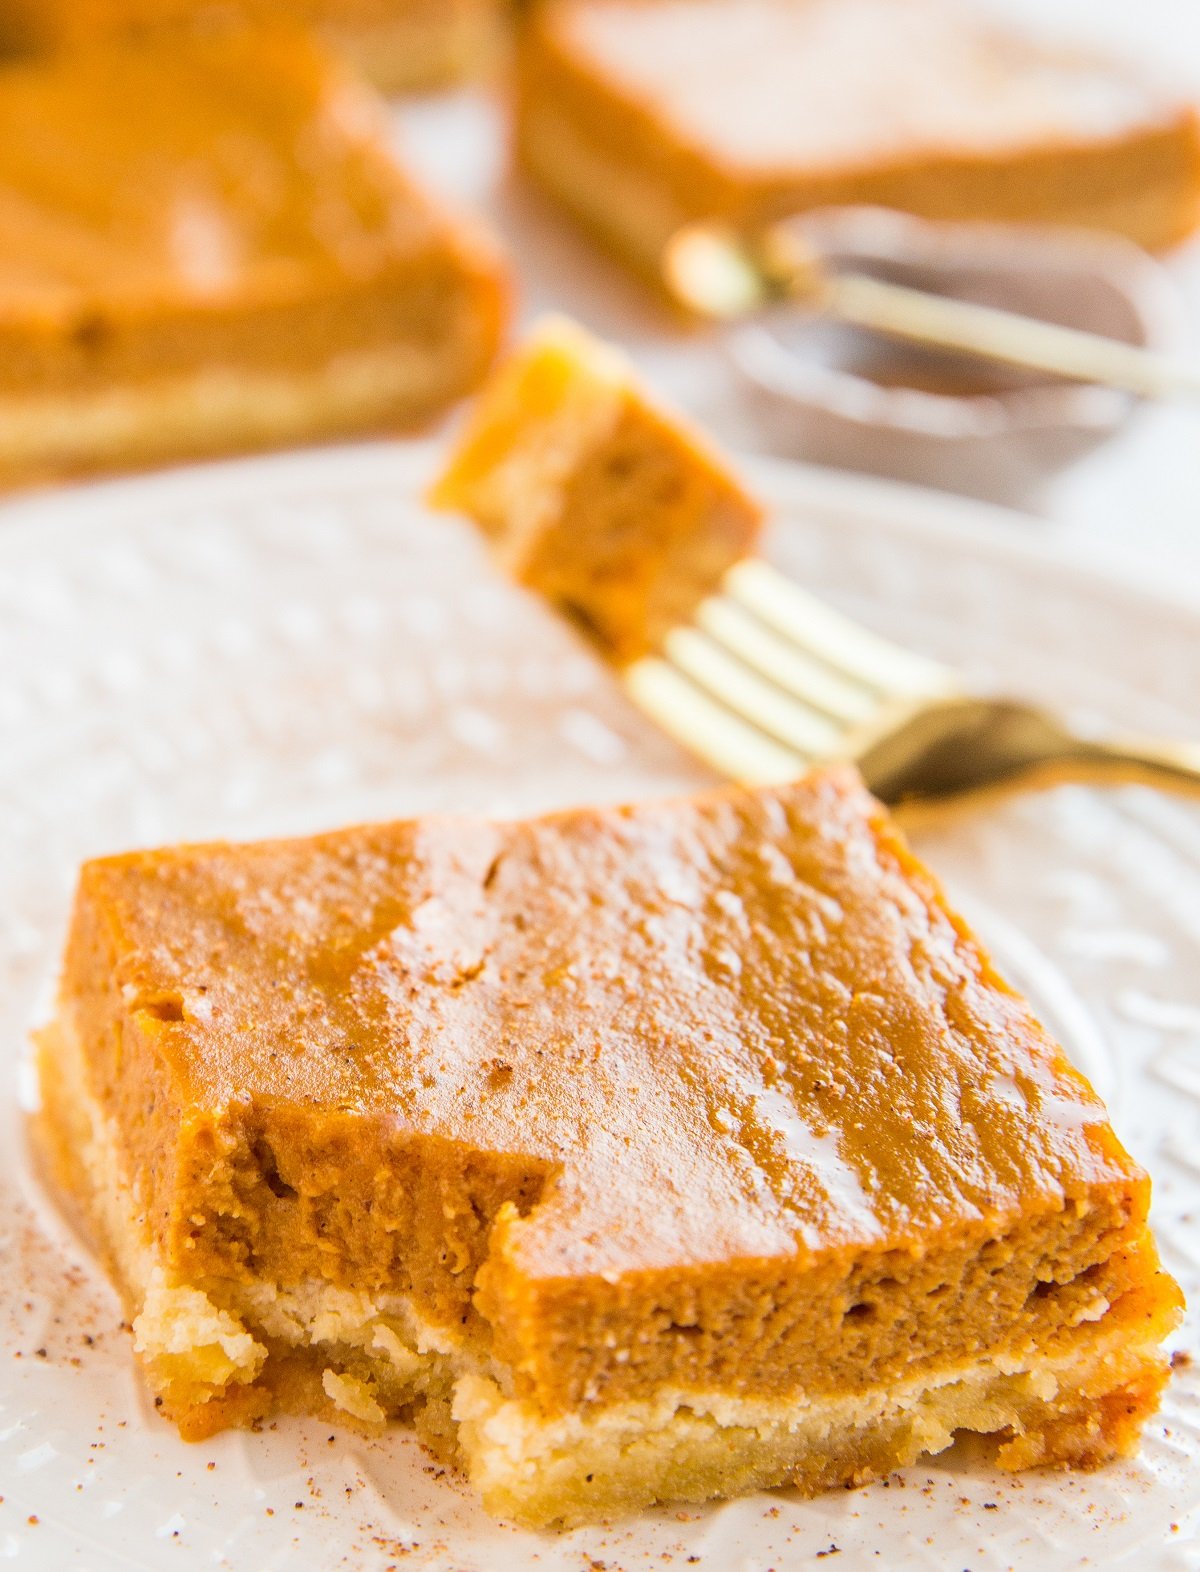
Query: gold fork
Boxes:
[
  {"xmin": 665, "ymin": 221, "xmax": 1200, "ymax": 401},
  {"xmin": 430, "ymin": 313, "xmax": 1199, "ymax": 812},
  {"xmin": 620, "ymin": 557, "xmax": 1200, "ymax": 812}
]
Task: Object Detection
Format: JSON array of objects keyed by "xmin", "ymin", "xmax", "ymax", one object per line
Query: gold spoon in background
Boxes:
[{"xmin": 665, "ymin": 221, "xmax": 1200, "ymax": 401}]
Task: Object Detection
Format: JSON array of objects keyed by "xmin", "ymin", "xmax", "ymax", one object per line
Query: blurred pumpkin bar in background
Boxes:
[
  {"xmin": 516, "ymin": 0, "xmax": 1200, "ymax": 285},
  {"xmin": 0, "ymin": 0, "xmax": 503, "ymax": 92},
  {"xmin": 0, "ymin": 26, "xmax": 509, "ymax": 486}
]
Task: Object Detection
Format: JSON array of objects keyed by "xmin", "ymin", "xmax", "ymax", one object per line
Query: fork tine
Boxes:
[
  {"xmin": 696, "ymin": 593, "xmax": 878, "ymax": 724},
  {"xmin": 724, "ymin": 559, "xmax": 956, "ymax": 700},
  {"xmin": 623, "ymin": 657, "xmax": 807, "ymax": 785},
  {"xmin": 663, "ymin": 625, "xmax": 843, "ymax": 755}
]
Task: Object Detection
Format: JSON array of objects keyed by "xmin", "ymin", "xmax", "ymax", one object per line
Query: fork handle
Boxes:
[
  {"xmin": 1062, "ymin": 733, "xmax": 1200, "ymax": 797},
  {"xmin": 825, "ymin": 272, "xmax": 1200, "ymax": 402}
]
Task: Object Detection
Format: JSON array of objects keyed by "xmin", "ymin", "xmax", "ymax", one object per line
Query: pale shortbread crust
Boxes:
[
  {"xmin": 519, "ymin": 101, "xmax": 1200, "ymax": 281},
  {"xmin": 454, "ymin": 1325, "xmax": 1156, "ymax": 1525},
  {"xmin": 37, "ymin": 1008, "xmax": 1175, "ymax": 1526},
  {"xmin": 0, "ymin": 321, "xmax": 493, "ymax": 483}
]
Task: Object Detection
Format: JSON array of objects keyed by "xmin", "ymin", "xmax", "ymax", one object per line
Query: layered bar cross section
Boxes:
[
  {"xmin": 38, "ymin": 769, "xmax": 1182, "ymax": 1525},
  {"xmin": 0, "ymin": 27, "xmax": 508, "ymax": 482}
]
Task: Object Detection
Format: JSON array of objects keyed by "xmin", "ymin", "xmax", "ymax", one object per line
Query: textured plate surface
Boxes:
[{"xmin": 0, "ymin": 444, "xmax": 1196, "ymax": 1570}]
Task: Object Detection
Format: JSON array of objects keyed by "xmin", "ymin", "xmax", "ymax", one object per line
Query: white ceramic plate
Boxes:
[{"xmin": 0, "ymin": 444, "xmax": 1196, "ymax": 1571}]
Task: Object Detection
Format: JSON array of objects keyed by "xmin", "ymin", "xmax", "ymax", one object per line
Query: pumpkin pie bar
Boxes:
[
  {"xmin": 433, "ymin": 316, "xmax": 763, "ymax": 662},
  {"xmin": 0, "ymin": 0, "xmax": 502, "ymax": 92},
  {"xmin": 517, "ymin": 0, "xmax": 1200, "ymax": 283},
  {"xmin": 37, "ymin": 768, "xmax": 1182, "ymax": 1525},
  {"xmin": 0, "ymin": 27, "xmax": 508, "ymax": 484}
]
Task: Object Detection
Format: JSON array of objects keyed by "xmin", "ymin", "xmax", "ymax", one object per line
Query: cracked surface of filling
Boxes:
[
  {"xmin": 0, "ymin": 26, "xmax": 508, "ymax": 482},
  {"xmin": 37, "ymin": 768, "xmax": 1183, "ymax": 1525},
  {"xmin": 516, "ymin": 0, "xmax": 1200, "ymax": 279}
]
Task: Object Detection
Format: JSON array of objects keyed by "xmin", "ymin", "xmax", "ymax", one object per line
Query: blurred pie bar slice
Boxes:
[
  {"xmin": 0, "ymin": 27, "xmax": 508, "ymax": 483},
  {"xmin": 0, "ymin": 0, "xmax": 501, "ymax": 92},
  {"xmin": 39, "ymin": 764, "xmax": 1182, "ymax": 1525},
  {"xmin": 517, "ymin": 0, "xmax": 1200, "ymax": 281},
  {"xmin": 433, "ymin": 316, "xmax": 763, "ymax": 662}
]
